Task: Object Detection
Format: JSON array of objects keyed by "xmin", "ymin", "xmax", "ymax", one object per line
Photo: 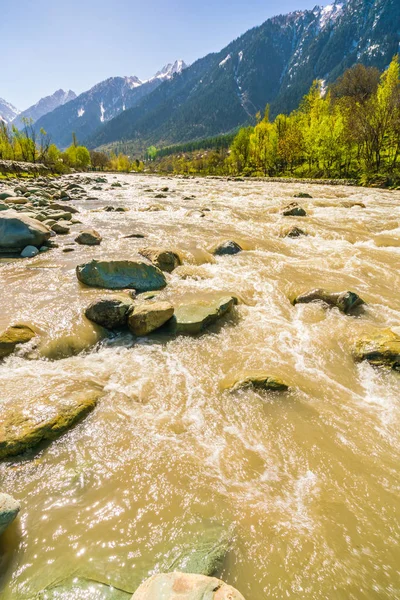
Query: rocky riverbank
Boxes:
[{"xmin": 0, "ymin": 173, "xmax": 399, "ymax": 599}]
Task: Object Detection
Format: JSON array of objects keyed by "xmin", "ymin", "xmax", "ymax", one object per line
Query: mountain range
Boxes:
[{"xmin": 1, "ymin": 0, "xmax": 399, "ymax": 152}]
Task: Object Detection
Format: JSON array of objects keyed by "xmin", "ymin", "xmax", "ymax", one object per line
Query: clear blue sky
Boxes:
[{"xmin": 2, "ymin": 0, "xmax": 320, "ymax": 110}]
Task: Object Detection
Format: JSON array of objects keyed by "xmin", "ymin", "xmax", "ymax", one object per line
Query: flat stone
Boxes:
[
  {"xmin": 293, "ymin": 289, "xmax": 364, "ymax": 314},
  {"xmin": 223, "ymin": 372, "xmax": 289, "ymax": 393},
  {"xmin": 76, "ymin": 259, "xmax": 167, "ymax": 291},
  {"xmin": 128, "ymin": 301, "xmax": 174, "ymax": 335},
  {"xmin": 170, "ymin": 296, "xmax": 236, "ymax": 335},
  {"xmin": 354, "ymin": 329, "xmax": 400, "ymax": 370},
  {"xmin": 75, "ymin": 229, "xmax": 102, "ymax": 245},
  {"xmin": 0, "ymin": 493, "xmax": 20, "ymax": 535},
  {"xmin": 85, "ymin": 296, "xmax": 134, "ymax": 329},
  {"xmin": 0, "ymin": 385, "xmax": 102, "ymax": 459},
  {"xmin": 132, "ymin": 573, "xmax": 246, "ymax": 600},
  {"xmin": 0, "ymin": 324, "xmax": 36, "ymax": 359},
  {"xmin": 4, "ymin": 196, "xmax": 29, "ymax": 205},
  {"xmin": 51, "ymin": 221, "xmax": 70, "ymax": 234},
  {"xmin": 139, "ymin": 247, "xmax": 181, "ymax": 273}
]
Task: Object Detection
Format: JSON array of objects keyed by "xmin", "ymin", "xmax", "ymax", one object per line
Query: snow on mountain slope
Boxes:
[
  {"xmin": 13, "ymin": 89, "xmax": 76, "ymax": 129},
  {"xmin": 0, "ymin": 98, "xmax": 20, "ymax": 123}
]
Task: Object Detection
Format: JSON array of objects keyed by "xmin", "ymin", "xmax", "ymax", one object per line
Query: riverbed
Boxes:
[{"xmin": 0, "ymin": 174, "xmax": 399, "ymax": 599}]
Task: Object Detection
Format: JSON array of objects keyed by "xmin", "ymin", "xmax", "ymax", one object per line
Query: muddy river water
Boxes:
[{"xmin": 0, "ymin": 175, "xmax": 399, "ymax": 599}]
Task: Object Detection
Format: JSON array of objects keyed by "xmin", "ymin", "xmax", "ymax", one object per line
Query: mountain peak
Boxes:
[
  {"xmin": 0, "ymin": 98, "xmax": 20, "ymax": 123},
  {"xmin": 153, "ymin": 59, "xmax": 187, "ymax": 81}
]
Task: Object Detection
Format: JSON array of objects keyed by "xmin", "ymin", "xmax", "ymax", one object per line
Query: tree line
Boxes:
[{"xmin": 150, "ymin": 56, "xmax": 400, "ymax": 185}]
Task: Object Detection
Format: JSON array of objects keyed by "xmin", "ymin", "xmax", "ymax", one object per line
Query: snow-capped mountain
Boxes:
[
  {"xmin": 34, "ymin": 61, "xmax": 187, "ymax": 148},
  {"xmin": 13, "ymin": 89, "xmax": 76, "ymax": 129},
  {"xmin": 0, "ymin": 98, "xmax": 20, "ymax": 124},
  {"xmin": 88, "ymin": 0, "xmax": 399, "ymax": 151}
]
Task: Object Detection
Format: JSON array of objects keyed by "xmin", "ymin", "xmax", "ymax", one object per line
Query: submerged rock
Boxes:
[
  {"xmin": 170, "ymin": 296, "xmax": 236, "ymax": 335},
  {"xmin": 132, "ymin": 573, "xmax": 246, "ymax": 600},
  {"xmin": 75, "ymin": 228, "xmax": 102, "ymax": 245},
  {"xmin": 354, "ymin": 329, "xmax": 400, "ymax": 370},
  {"xmin": 0, "ymin": 211, "xmax": 51, "ymax": 250},
  {"xmin": 38, "ymin": 578, "xmax": 131, "ymax": 599},
  {"xmin": 293, "ymin": 289, "xmax": 364, "ymax": 314},
  {"xmin": 294, "ymin": 192, "xmax": 312, "ymax": 199},
  {"xmin": 0, "ymin": 324, "xmax": 36, "ymax": 359},
  {"xmin": 85, "ymin": 296, "xmax": 134, "ymax": 329},
  {"xmin": 76, "ymin": 259, "xmax": 167, "ymax": 291},
  {"xmin": 223, "ymin": 372, "xmax": 289, "ymax": 393},
  {"xmin": 0, "ymin": 493, "xmax": 20, "ymax": 536},
  {"xmin": 212, "ymin": 240, "xmax": 243, "ymax": 256},
  {"xmin": 128, "ymin": 301, "xmax": 174, "ymax": 336},
  {"xmin": 139, "ymin": 247, "xmax": 181, "ymax": 273},
  {"xmin": 0, "ymin": 386, "xmax": 102, "ymax": 459},
  {"xmin": 282, "ymin": 203, "xmax": 307, "ymax": 217},
  {"xmin": 282, "ymin": 226, "xmax": 307, "ymax": 238}
]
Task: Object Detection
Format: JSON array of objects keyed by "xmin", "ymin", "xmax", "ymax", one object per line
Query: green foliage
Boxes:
[{"xmin": 151, "ymin": 56, "xmax": 400, "ymax": 184}]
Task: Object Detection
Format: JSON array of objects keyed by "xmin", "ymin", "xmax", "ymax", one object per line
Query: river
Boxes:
[{"xmin": 0, "ymin": 174, "xmax": 399, "ymax": 599}]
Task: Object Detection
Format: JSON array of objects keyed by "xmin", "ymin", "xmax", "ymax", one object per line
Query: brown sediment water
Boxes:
[{"xmin": 0, "ymin": 175, "xmax": 399, "ymax": 599}]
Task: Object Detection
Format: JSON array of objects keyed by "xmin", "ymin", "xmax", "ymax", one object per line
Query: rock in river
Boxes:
[
  {"xmin": 20, "ymin": 245, "xmax": 39, "ymax": 258},
  {"xmin": 222, "ymin": 372, "xmax": 289, "ymax": 392},
  {"xmin": 139, "ymin": 247, "xmax": 181, "ymax": 273},
  {"xmin": 0, "ymin": 493, "xmax": 20, "ymax": 536},
  {"xmin": 169, "ymin": 296, "xmax": 236, "ymax": 335},
  {"xmin": 75, "ymin": 228, "xmax": 102, "ymax": 245},
  {"xmin": 132, "ymin": 572, "xmax": 246, "ymax": 600},
  {"xmin": 282, "ymin": 203, "xmax": 307, "ymax": 217},
  {"xmin": 0, "ymin": 385, "xmax": 102, "ymax": 459},
  {"xmin": 354, "ymin": 329, "xmax": 400, "ymax": 370},
  {"xmin": 0, "ymin": 211, "xmax": 51, "ymax": 250},
  {"xmin": 85, "ymin": 296, "xmax": 134, "ymax": 329},
  {"xmin": 0, "ymin": 324, "xmax": 36, "ymax": 359},
  {"xmin": 212, "ymin": 240, "xmax": 243, "ymax": 256},
  {"xmin": 128, "ymin": 301, "xmax": 174, "ymax": 335},
  {"xmin": 76, "ymin": 259, "xmax": 167, "ymax": 291},
  {"xmin": 293, "ymin": 289, "xmax": 364, "ymax": 314}
]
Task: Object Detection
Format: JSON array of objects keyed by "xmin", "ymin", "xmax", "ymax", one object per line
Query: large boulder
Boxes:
[
  {"xmin": 0, "ymin": 385, "xmax": 102, "ymax": 459},
  {"xmin": 139, "ymin": 247, "xmax": 181, "ymax": 273},
  {"xmin": 132, "ymin": 573, "xmax": 246, "ymax": 600},
  {"xmin": 75, "ymin": 229, "xmax": 102, "ymax": 245},
  {"xmin": 170, "ymin": 296, "xmax": 236, "ymax": 335},
  {"xmin": 128, "ymin": 301, "xmax": 174, "ymax": 335},
  {"xmin": 0, "ymin": 324, "xmax": 36, "ymax": 359},
  {"xmin": 293, "ymin": 289, "xmax": 364, "ymax": 314},
  {"xmin": 0, "ymin": 493, "xmax": 20, "ymax": 535},
  {"xmin": 85, "ymin": 296, "xmax": 134, "ymax": 329},
  {"xmin": 354, "ymin": 329, "xmax": 400, "ymax": 370},
  {"xmin": 0, "ymin": 211, "xmax": 51, "ymax": 250},
  {"xmin": 222, "ymin": 372, "xmax": 289, "ymax": 393},
  {"xmin": 76, "ymin": 259, "xmax": 167, "ymax": 291}
]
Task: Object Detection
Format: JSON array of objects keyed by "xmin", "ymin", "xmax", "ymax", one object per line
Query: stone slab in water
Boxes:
[
  {"xmin": 170, "ymin": 296, "xmax": 236, "ymax": 335},
  {"xmin": 85, "ymin": 295, "xmax": 134, "ymax": 329},
  {"xmin": 128, "ymin": 301, "xmax": 174, "ymax": 335},
  {"xmin": 293, "ymin": 289, "xmax": 364, "ymax": 314},
  {"xmin": 76, "ymin": 259, "xmax": 167, "ymax": 291},
  {"xmin": 223, "ymin": 372, "xmax": 289, "ymax": 393},
  {"xmin": 0, "ymin": 385, "xmax": 102, "ymax": 459},
  {"xmin": 132, "ymin": 572, "xmax": 246, "ymax": 600},
  {"xmin": 0, "ymin": 493, "xmax": 20, "ymax": 535},
  {"xmin": 0, "ymin": 324, "xmax": 36, "ymax": 358}
]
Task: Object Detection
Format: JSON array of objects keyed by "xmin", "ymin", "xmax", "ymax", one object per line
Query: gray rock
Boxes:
[
  {"xmin": 51, "ymin": 221, "xmax": 70, "ymax": 234},
  {"xmin": 76, "ymin": 259, "xmax": 167, "ymax": 291},
  {"xmin": 139, "ymin": 247, "xmax": 181, "ymax": 273},
  {"xmin": 0, "ymin": 211, "xmax": 51, "ymax": 250},
  {"xmin": 282, "ymin": 203, "xmax": 307, "ymax": 217},
  {"xmin": 293, "ymin": 289, "xmax": 364, "ymax": 314},
  {"xmin": 85, "ymin": 296, "xmax": 134, "ymax": 329},
  {"xmin": 212, "ymin": 241, "xmax": 243, "ymax": 256},
  {"xmin": 128, "ymin": 301, "xmax": 174, "ymax": 335},
  {"xmin": 75, "ymin": 229, "xmax": 102, "ymax": 245},
  {"xmin": 0, "ymin": 493, "xmax": 20, "ymax": 535},
  {"xmin": 20, "ymin": 245, "xmax": 39, "ymax": 258}
]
